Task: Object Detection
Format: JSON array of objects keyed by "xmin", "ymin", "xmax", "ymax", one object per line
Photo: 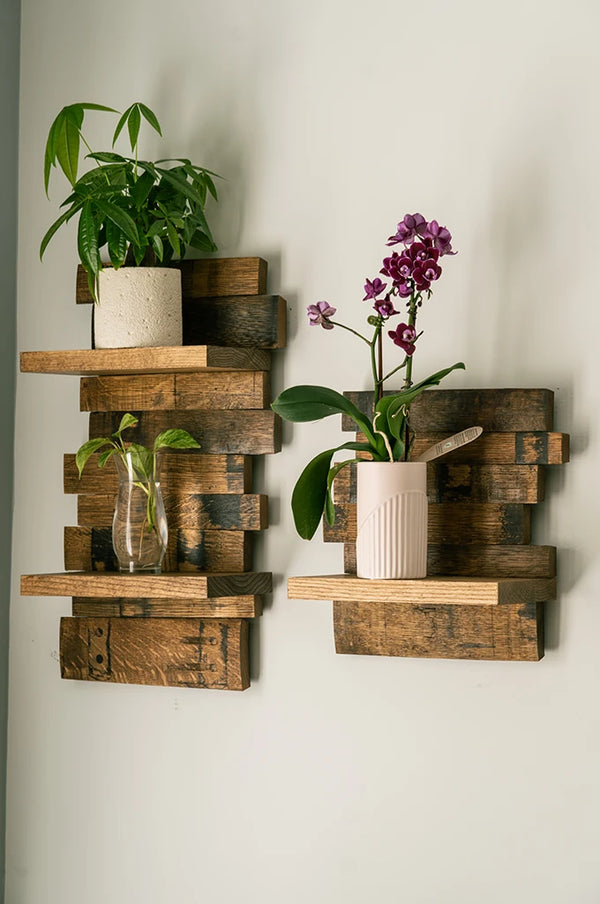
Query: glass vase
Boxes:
[{"xmin": 112, "ymin": 452, "xmax": 168, "ymax": 574}]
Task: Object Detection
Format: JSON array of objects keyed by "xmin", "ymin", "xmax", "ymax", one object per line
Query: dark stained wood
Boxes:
[
  {"xmin": 65, "ymin": 453, "xmax": 252, "ymax": 495},
  {"xmin": 77, "ymin": 493, "xmax": 268, "ymax": 530},
  {"xmin": 60, "ymin": 616, "xmax": 250, "ymax": 689},
  {"xmin": 72, "ymin": 596, "xmax": 262, "ymax": 618},
  {"xmin": 64, "ymin": 527, "xmax": 252, "ymax": 573},
  {"xmin": 20, "ymin": 346, "xmax": 271, "ymax": 375},
  {"xmin": 324, "ymin": 502, "xmax": 531, "ymax": 545},
  {"xmin": 343, "ymin": 543, "xmax": 556, "ymax": 578},
  {"xmin": 76, "ymin": 258, "xmax": 268, "ymax": 303},
  {"xmin": 21, "ymin": 571, "xmax": 273, "ymax": 599},
  {"xmin": 333, "ymin": 600, "xmax": 543, "ymax": 661},
  {"xmin": 183, "ymin": 296, "xmax": 286, "ymax": 349},
  {"xmin": 334, "ymin": 461, "xmax": 545, "ymax": 504},
  {"xmin": 350, "ymin": 431, "xmax": 569, "ymax": 465},
  {"xmin": 89, "ymin": 410, "xmax": 281, "ymax": 455},
  {"xmin": 80, "ymin": 371, "xmax": 270, "ymax": 412},
  {"xmin": 342, "ymin": 388, "xmax": 554, "ymax": 432}
]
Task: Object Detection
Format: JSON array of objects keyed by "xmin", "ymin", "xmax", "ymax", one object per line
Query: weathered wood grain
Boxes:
[
  {"xmin": 76, "ymin": 493, "xmax": 268, "ymax": 530},
  {"xmin": 324, "ymin": 502, "xmax": 531, "ymax": 545},
  {"xmin": 76, "ymin": 258, "xmax": 268, "ymax": 303},
  {"xmin": 343, "ymin": 543, "xmax": 556, "ymax": 578},
  {"xmin": 333, "ymin": 600, "xmax": 543, "ymax": 661},
  {"xmin": 20, "ymin": 346, "xmax": 271, "ymax": 375},
  {"xmin": 183, "ymin": 296, "xmax": 286, "ymax": 349},
  {"xmin": 288, "ymin": 574, "xmax": 555, "ymax": 605},
  {"xmin": 342, "ymin": 388, "xmax": 554, "ymax": 432},
  {"xmin": 71, "ymin": 596, "xmax": 262, "ymax": 618},
  {"xmin": 349, "ymin": 431, "xmax": 569, "ymax": 465},
  {"xmin": 79, "ymin": 371, "xmax": 270, "ymax": 411},
  {"xmin": 22, "ymin": 571, "xmax": 273, "ymax": 599},
  {"xmin": 60, "ymin": 616, "xmax": 250, "ymax": 689},
  {"xmin": 89, "ymin": 409, "xmax": 281, "ymax": 455},
  {"xmin": 334, "ymin": 461, "xmax": 545, "ymax": 504},
  {"xmin": 65, "ymin": 453, "xmax": 252, "ymax": 495},
  {"xmin": 64, "ymin": 527, "xmax": 251, "ymax": 573}
]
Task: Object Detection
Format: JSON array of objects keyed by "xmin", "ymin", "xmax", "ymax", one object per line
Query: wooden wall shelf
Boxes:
[
  {"xmin": 287, "ymin": 387, "xmax": 569, "ymax": 662},
  {"xmin": 21, "ymin": 256, "xmax": 285, "ymax": 690}
]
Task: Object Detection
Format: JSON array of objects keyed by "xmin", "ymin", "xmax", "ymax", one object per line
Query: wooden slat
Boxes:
[
  {"xmin": 71, "ymin": 596, "xmax": 262, "ymax": 618},
  {"xmin": 89, "ymin": 410, "xmax": 281, "ymax": 455},
  {"xmin": 349, "ymin": 431, "xmax": 569, "ymax": 465},
  {"xmin": 76, "ymin": 258, "xmax": 268, "ymax": 303},
  {"xmin": 20, "ymin": 346, "xmax": 271, "ymax": 375},
  {"xmin": 334, "ymin": 462, "xmax": 545, "ymax": 504},
  {"xmin": 288, "ymin": 574, "xmax": 555, "ymax": 606},
  {"xmin": 333, "ymin": 600, "xmax": 543, "ymax": 661},
  {"xmin": 64, "ymin": 527, "xmax": 251, "ymax": 573},
  {"xmin": 77, "ymin": 493, "xmax": 268, "ymax": 530},
  {"xmin": 79, "ymin": 371, "xmax": 270, "ymax": 411},
  {"xmin": 324, "ymin": 502, "xmax": 531, "ymax": 545},
  {"xmin": 183, "ymin": 296, "xmax": 286, "ymax": 349},
  {"xmin": 343, "ymin": 544, "xmax": 556, "ymax": 578},
  {"xmin": 342, "ymin": 388, "xmax": 554, "ymax": 432},
  {"xmin": 60, "ymin": 616, "xmax": 250, "ymax": 689},
  {"xmin": 65, "ymin": 453, "xmax": 252, "ymax": 495},
  {"xmin": 21, "ymin": 571, "xmax": 273, "ymax": 599}
]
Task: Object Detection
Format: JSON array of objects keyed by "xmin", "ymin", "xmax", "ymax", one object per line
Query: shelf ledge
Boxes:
[
  {"xmin": 21, "ymin": 572, "xmax": 272, "ymax": 600},
  {"xmin": 287, "ymin": 574, "xmax": 556, "ymax": 606}
]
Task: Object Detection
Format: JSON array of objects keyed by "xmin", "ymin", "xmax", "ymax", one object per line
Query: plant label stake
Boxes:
[{"xmin": 415, "ymin": 426, "xmax": 483, "ymax": 463}]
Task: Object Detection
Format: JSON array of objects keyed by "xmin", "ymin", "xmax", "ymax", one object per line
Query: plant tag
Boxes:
[{"xmin": 415, "ymin": 426, "xmax": 483, "ymax": 463}]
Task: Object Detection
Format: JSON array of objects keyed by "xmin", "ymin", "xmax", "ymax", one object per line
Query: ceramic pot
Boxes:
[
  {"xmin": 356, "ymin": 461, "xmax": 427, "ymax": 579},
  {"xmin": 94, "ymin": 267, "xmax": 182, "ymax": 348}
]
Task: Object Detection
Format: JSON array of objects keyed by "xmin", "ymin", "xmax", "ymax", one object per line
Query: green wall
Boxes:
[{"xmin": 0, "ymin": 0, "xmax": 19, "ymax": 898}]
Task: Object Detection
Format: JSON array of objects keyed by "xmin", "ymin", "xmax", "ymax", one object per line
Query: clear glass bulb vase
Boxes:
[{"xmin": 112, "ymin": 452, "xmax": 168, "ymax": 574}]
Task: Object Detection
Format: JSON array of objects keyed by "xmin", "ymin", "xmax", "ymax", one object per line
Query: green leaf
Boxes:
[
  {"xmin": 87, "ymin": 151, "xmax": 128, "ymax": 164},
  {"xmin": 127, "ymin": 104, "xmax": 141, "ymax": 151},
  {"xmin": 165, "ymin": 219, "xmax": 181, "ymax": 257},
  {"xmin": 154, "ymin": 166, "xmax": 208, "ymax": 210},
  {"xmin": 114, "ymin": 413, "xmax": 139, "ymax": 437},
  {"xmin": 75, "ymin": 437, "xmax": 113, "ymax": 477},
  {"xmin": 98, "ymin": 448, "xmax": 117, "ymax": 468},
  {"xmin": 92, "ymin": 198, "xmax": 140, "ymax": 245},
  {"xmin": 324, "ymin": 458, "xmax": 356, "ymax": 526},
  {"xmin": 77, "ymin": 200, "xmax": 100, "ymax": 278},
  {"xmin": 153, "ymin": 429, "xmax": 200, "ymax": 452},
  {"xmin": 124, "ymin": 443, "xmax": 154, "ymax": 481},
  {"xmin": 106, "ymin": 218, "xmax": 128, "ymax": 268},
  {"xmin": 149, "ymin": 234, "xmax": 164, "ymax": 262},
  {"xmin": 55, "ymin": 116, "xmax": 81, "ymax": 186},
  {"xmin": 139, "ymin": 103, "xmax": 162, "ymax": 136},
  {"xmin": 130, "ymin": 170, "xmax": 155, "ymax": 209},
  {"xmin": 39, "ymin": 202, "xmax": 83, "ymax": 259},
  {"xmin": 291, "ymin": 442, "xmax": 371, "ymax": 540},
  {"xmin": 271, "ymin": 385, "xmax": 377, "ymax": 447}
]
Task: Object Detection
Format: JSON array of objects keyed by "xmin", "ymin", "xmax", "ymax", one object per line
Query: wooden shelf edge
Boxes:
[
  {"xmin": 287, "ymin": 574, "xmax": 556, "ymax": 606},
  {"xmin": 20, "ymin": 345, "xmax": 271, "ymax": 375},
  {"xmin": 21, "ymin": 571, "xmax": 272, "ymax": 600}
]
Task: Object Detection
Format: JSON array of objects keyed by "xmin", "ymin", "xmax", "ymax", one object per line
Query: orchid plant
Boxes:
[{"xmin": 271, "ymin": 214, "xmax": 465, "ymax": 540}]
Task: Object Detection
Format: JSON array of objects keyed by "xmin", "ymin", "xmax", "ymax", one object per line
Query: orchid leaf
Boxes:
[{"xmin": 271, "ymin": 385, "xmax": 378, "ymax": 448}]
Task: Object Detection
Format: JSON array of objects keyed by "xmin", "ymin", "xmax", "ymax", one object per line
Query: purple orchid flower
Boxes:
[
  {"xmin": 363, "ymin": 278, "xmax": 387, "ymax": 300},
  {"xmin": 373, "ymin": 294, "xmax": 398, "ymax": 318},
  {"xmin": 307, "ymin": 301, "xmax": 336, "ymax": 329},
  {"xmin": 426, "ymin": 220, "xmax": 455, "ymax": 256},
  {"xmin": 388, "ymin": 322, "xmax": 417, "ymax": 356},
  {"xmin": 387, "ymin": 213, "xmax": 428, "ymax": 246}
]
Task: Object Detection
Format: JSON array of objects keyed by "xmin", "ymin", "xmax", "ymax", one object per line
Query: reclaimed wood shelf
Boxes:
[
  {"xmin": 21, "ymin": 256, "xmax": 285, "ymax": 690},
  {"xmin": 287, "ymin": 387, "xmax": 569, "ymax": 662}
]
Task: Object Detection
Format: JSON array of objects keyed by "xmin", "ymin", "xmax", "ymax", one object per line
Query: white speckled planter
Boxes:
[
  {"xmin": 356, "ymin": 461, "xmax": 428, "ymax": 579},
  {"xmin": 94, "ymin": 267, "xmax": 182, "ymax": 349}
]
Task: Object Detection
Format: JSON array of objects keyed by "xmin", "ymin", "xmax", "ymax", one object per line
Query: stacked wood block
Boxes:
[
  {"xmin": 21, "ymin": 257, "xmax": 285, "ymax": 690},
  {"xmin": 289, "ymin": 388, "xmax": 569, "ymax": 662}
]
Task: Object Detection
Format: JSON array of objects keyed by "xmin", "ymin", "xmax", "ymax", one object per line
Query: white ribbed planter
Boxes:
[
  {"xmin": 356, "ymin": 462, "xmax": 428, "ymax": 579},
  {"xmin": 94, "ymin": 267, "xmax": 182, "ymax": 349}
]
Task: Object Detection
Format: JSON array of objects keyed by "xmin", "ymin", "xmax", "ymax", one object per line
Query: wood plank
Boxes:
[
  {"xmin": 183, "ymin": 295, "xmax": 286, "ymax": 349},
  {"xmin": 89, "ymin": 409, "xmax": 281, "ymax": 455},
  {"xmin": 76, "ymin": 258, "xmax": 268, "ymax": 303},
  {"xmin": 20, "ymin": 346, "xmax": 271, "ymax": 375},
  {"xmin": 333, "ymin": 600, "xmax": 543, "ymax": 661},
  {"xmin": 64, "ymin": 527, "xmax": 251, "ymax": 573},
  {"xmin": 79, "ymin": 371, "xmax": 270, "ymax": 411},
  {"xmin": 323, "ymin": 502, "xmax": 531, "ymax": 545},
  {"xmin": 349, "ymin": 431, "xmax": 569, "ymax": 465},
  {"xmin": 60, "ymin": 616, "xmax": 250, "ymax": 689},
  {"xmin": 343, "ymin": 544, "xmax": 556, "ymax": 578},
  {"xmin": 334, "ymin": 462, "xmax": 545, "ymax": 504},
  {"xmin": 21, "ymin": 571, "xmax": 273, "ymax": 599},
  {"xmin": 288, "ymin": 574, "xmax": 555, "ymax": 606},
  {"xmin": 65, "ymin": 453, "xmax": 252, "ymax": 495},
  {"xmin": 71, "ymin": 596, "xmax": 262, "ymax": 618},
  {"xmin": 77, "ymin": 493, "xmax": 268, "ymax": 530},
  {"xmin": 342, "ymin": 388, "xmax": 554, "ymax": 432}
]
